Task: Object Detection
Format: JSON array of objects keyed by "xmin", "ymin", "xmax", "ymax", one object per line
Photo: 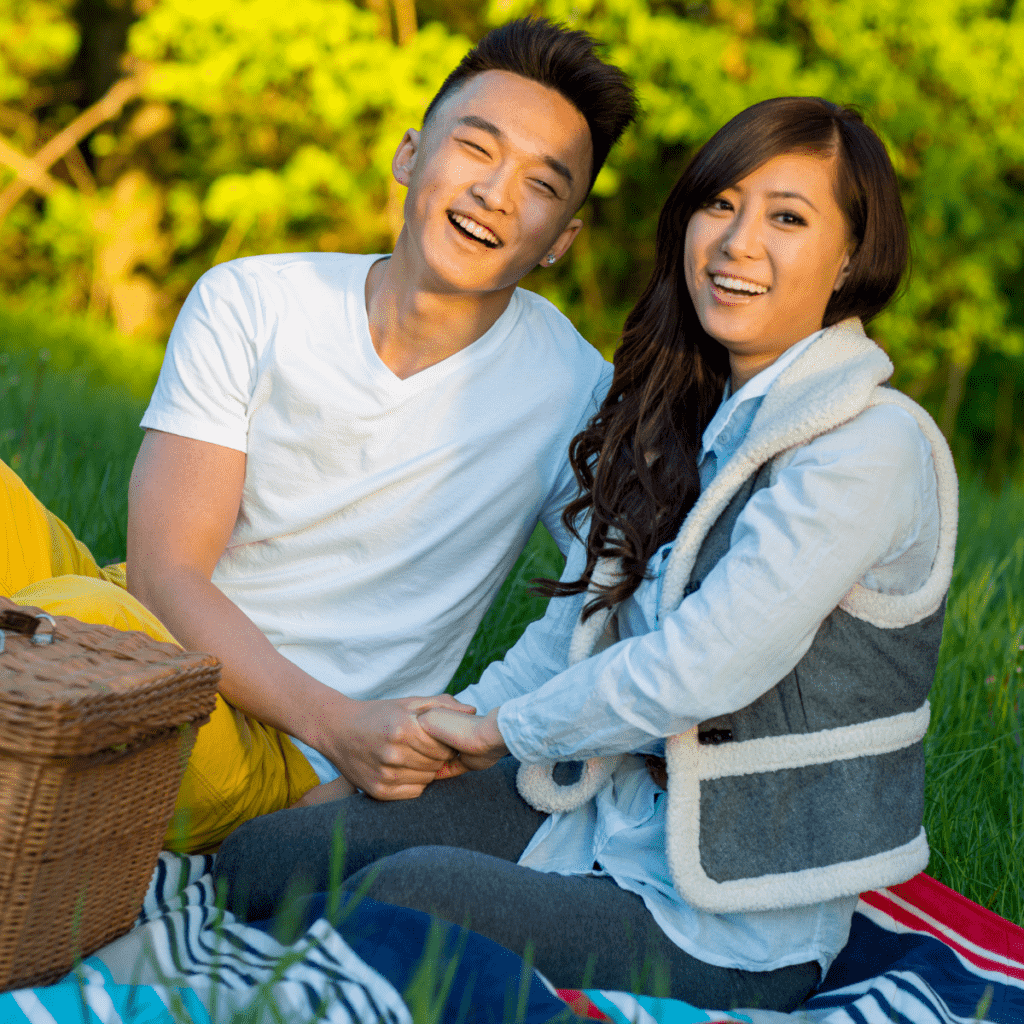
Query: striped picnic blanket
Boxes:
[
  {"xmin": 2, "ymin": 854, "xmax": 1022, "ymax": 1022},
  {"xmin": 565, "ymin": 872, "xmax": 1024, "ymax": 1024}
]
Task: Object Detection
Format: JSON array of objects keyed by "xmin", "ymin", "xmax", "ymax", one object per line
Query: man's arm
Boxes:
[{"xmin": 126, "ymin": 429, "xmax": 471, "ymax": 799}]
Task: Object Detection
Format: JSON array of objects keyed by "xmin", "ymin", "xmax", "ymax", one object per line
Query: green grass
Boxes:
[
  {"xmin": 0, "ymin": 346, "xmax": 147, "ymax": 565},
  {"xmin": 2, "ymin": 340, "xmax": 1023, "ymax": 933},
  {"xmin": 923, "ymin": 474, "xmax": 1024, "ymax": 924}
]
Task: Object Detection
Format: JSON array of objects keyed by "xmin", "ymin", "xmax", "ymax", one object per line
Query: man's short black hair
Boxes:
[{"xmin": 423, "ymin": 17, "xmax": 638, "ymax": 195}]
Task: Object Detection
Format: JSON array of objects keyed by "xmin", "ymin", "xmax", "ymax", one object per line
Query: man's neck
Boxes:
[{"xmin": 365, "ymin": 236, "xmax": 516, "ymax": 381}]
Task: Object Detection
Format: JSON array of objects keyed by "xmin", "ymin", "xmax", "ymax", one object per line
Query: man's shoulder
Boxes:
[
  {"xmin": 509, "ymin": 286, "xmax": 610, "ymax": 378},
  {"xmin": 195, "ymin": 251, "xmax": 378, "ymax": 301}
]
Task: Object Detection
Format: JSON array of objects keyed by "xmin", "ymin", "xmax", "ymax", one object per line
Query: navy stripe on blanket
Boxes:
[{"xmin": 247, "ymin": 890, "xmax": 573, "ymax": 1024}]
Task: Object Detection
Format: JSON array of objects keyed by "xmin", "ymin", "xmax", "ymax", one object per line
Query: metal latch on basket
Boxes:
[{"xmin": 0, "ymin": 610, "xmax": 56, "ymax": 653}]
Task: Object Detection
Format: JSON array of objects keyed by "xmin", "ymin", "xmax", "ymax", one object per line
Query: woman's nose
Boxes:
[{"xmin": 720, "ymin": 210, "xmax": 761, "ymax": 260}]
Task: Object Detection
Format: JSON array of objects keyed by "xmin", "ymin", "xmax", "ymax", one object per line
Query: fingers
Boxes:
[
  {"xmin": 433, "ymin": 756, "xmax": 469, "ymax": 781},
  {"xmin": 409, "ymin": 693, "xmax": 478, "ymax": 715},
  {"xmin": 346, "ymin": 760, "xmax": 439, "ymax": 801},
  {"xmin": 389, "ymin": 720, "xmax": 457, "ymax": 764},
  {"xmin": 370, "ymin": 701, "xmax": 458, "ymax": 763},
  {"xmin": 456, "ymin": 750, "xmax": 504, "ymax": 772},
  {"xmin": 417, "ymin": 707, "xmax": 454, "ymax": 745},
  {"xmin": 417, "ymin": 707, "xmax": 484, "ymax": 750}
]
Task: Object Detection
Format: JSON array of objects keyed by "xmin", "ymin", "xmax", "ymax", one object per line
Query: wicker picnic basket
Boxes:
[{"xmin": 0, "ymin": 596, "xmax": 220, "ymax": 992}]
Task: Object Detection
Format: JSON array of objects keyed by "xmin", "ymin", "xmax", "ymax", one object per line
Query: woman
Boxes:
[{"xmin": 214, "ymin": 97, "xmax": 957, "ymax": 1011}]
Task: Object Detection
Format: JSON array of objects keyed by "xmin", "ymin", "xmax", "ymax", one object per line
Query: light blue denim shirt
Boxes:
[
  {"xmin": 461, "ymin": 329, "xmax": 940, "ymax": 975},
  {"xmin": 618, "ymin": 332, "xmax": 815, "ymax": 641}
]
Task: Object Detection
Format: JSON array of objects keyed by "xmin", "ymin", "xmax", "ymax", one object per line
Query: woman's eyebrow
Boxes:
[
  {"xmin": 766, "ymin": 189, "xmax": 818, "ymax": 212},
  {"xmin": 456, "ymin": 114, "xmax": 574, "ymax": 188}
]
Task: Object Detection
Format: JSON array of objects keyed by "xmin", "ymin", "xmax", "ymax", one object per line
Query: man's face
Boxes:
[{"xmin": 393, "ymin": 70, "xmax": 593, "ymax": 296}]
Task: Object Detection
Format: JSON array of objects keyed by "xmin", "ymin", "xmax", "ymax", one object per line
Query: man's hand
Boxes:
[
  {"xmin": 321, "ymin": 694, "xmax": 478, "ymax": 800},
  {"xmin": 418, "ymin": 707, "xmax": 508, "ymax": 772}
]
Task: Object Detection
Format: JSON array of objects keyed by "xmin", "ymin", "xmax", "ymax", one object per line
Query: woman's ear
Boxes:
[
  {"xmin": 833, "ymin": 244, "xmax": 856, "ymax": 292},
  {"xmin": 392, "ymin": 128, "xmax": 421, "ymax": 186}
]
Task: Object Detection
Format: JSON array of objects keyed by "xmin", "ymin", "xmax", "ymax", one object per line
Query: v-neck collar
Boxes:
[{"xmin": 350, "ymin": 255, "xmax": 525, "ymax": 394}]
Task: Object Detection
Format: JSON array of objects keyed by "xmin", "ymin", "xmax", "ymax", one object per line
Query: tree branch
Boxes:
[
  {"xmin": 0, "ymin": 136, "xmax": 60, "ymax": 198},
  {"xmin": 0, "ymin": 75, "xmax": 143, "ymax": 225}
]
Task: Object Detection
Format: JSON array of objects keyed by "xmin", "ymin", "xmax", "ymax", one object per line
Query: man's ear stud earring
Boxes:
[{"xmin": 546, "ymin": 254, "xmax": 556, "ymax": 265}]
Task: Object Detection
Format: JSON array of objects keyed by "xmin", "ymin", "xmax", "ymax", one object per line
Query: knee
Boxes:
[{"xmin": 344, "ymin": 846, "xmax": 462, "ymax": 917}]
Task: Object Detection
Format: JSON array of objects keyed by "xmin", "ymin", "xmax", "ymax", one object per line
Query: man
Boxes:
[{"xmin": 2, "ymin": 18, "xmax": 636, "ymax": 851}]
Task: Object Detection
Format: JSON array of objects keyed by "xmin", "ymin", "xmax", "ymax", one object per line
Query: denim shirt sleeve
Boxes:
[
  {"xmin": 496, "ymin": 404, "xmax": 935, "ymax": 763},
  {"xmin": 456, "ymin": 537, "xmax": 588, "ymax": 714}
]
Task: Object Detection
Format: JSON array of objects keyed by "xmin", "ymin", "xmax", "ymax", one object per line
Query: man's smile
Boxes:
[{"xmin": 447, "ymin": 211, "xmax": 502, "ymax": 248}]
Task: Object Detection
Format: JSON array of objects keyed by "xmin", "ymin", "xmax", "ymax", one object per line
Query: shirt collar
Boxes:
[{"xmin": 701, "ymin": 328, "xmax": 823, "ymax": 458}]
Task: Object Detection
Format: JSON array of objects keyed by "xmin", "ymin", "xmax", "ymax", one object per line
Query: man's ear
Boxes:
[
  {"xmin": 392, "ymin": 128, "xmax": 420, "ymax": 186},
  {"xmin": 538, "ymin": 217, "xmax": 584, "ymax": 269}
]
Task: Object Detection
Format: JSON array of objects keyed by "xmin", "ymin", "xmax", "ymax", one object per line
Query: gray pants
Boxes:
[{"xmin": 214, "ymin": 758, "xmax": 819, "ymax": 1010}]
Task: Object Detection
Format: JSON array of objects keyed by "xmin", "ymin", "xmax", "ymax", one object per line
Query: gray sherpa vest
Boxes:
[{"xmin": 516, "ymin": 319, "xmax": 960, "ymax": 914}]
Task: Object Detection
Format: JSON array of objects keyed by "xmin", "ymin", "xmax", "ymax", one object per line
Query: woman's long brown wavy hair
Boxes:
[{"xmin": 541, "ymin": 96, "xmax": 910, "ymax": 618}]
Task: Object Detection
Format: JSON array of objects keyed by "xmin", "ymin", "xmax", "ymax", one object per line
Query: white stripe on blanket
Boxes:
[{"xmin": 0, "ymin": 852, "xmax": 410, "ymax": 1024}]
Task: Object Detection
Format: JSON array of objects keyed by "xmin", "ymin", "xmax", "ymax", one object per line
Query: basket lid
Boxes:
[{"xmin": 0, "ymin": 597, "xmax": 220, "ymax": 757}]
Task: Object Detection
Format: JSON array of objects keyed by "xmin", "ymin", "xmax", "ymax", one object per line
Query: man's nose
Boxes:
[{"xmin": 470, "ymin": 163, "xmax": 515, "ymax": 213}]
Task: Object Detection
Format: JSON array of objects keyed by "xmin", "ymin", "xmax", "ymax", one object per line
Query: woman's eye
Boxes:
[
  {"xmin": 706, "ymin": 197, "xmax": 733, "ymax": 212},
  {"xmin": 775, "ymin": 211, "xmax": 807, "ymax": 226}
]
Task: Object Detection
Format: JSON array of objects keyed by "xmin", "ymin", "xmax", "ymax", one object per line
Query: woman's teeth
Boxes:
[
  {"xmin": 712, "ymin": 274, "xmax": 769, "ymax": 295},
  {"xmin": 449, "ymin": 212, "xmax": 500, "ymax": 248}
]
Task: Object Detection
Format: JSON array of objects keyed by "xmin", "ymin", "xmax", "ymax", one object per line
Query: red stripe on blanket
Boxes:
[
  {"xmin": 557, "ymin": 989, "xmax": 614, "ymax": 1020},
  {"xmin": 859, "ymin": 873, "xmax": 1024, "ymax": 981}
]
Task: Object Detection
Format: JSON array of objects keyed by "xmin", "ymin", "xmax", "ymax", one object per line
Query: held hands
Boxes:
[
  {"xmin": 418, "ymin": 707, "xmax": 508, "ymax": 773},
  {"xmin": 325, "ymin": 694, "xmax": 477, "ymax": 800}
]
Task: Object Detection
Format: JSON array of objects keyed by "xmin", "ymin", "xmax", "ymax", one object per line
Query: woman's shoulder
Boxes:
[
  {"xmin": 763, "ymin": 394, "xmax": 941, "ymax": 522},
  {"xmin": 792, "ymin": 394, "xmax": 935, "ymax": 471}
]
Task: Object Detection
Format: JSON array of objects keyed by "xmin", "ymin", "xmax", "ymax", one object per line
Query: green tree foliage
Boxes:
[
  {"xmin": 1, "ymin": 0, "xmax": 1023, "ymax": 474},
  {"xmin": 0, "ymin": 1, "xmax": 77, "ymax": 106},
  {"xmin": 131, "ymin": 0, "xmax": 470, "ymax": 269}
]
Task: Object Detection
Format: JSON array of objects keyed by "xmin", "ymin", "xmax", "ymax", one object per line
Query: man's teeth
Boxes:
[
  {"xmin": 450, "ymin": 213, "xmax": 500, "ymax": 247},
  {"xmin": 712, "ymin": 274, "xmax": 768, "ymax": 295}
]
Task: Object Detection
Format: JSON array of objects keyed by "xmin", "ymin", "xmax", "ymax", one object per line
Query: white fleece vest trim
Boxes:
[
  {"xmin": 837, "ymin": 390, "xmax": 959, "ymax": 628},
  {"xmin": 516, "ymin": 755, "xmax": 624, "ymax": 814},
  {"xmin": 657, "ymin": 319, "xmax": 892, "ymax": 618},
  {"xmin": 695, "ymin": 701, "xmax": 930, "ymax": 780},
  {"xmin": 664, "ymin": 727, "xmax": 931, "ymax": 913},
  {"xmin": 567, "ymin": 555, "xmax": 622, "ymax": 666}
]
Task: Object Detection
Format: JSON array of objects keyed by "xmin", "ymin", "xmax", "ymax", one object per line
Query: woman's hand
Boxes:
[{"xmin": 419, "ymin": 707, "xmax": 509, "ymax": 773}]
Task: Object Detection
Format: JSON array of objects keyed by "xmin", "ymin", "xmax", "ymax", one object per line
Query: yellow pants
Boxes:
[{"xmin": 1, "ymin": 458, "xmax": 319, "ymax": 852}]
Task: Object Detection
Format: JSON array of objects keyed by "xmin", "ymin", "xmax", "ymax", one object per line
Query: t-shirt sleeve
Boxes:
[
  {"xmin": 140, "ymin": 261, "xmax": 263, "ymax": 452},
  {"xmin": 540, "ymin": 358, "xmax": 614, "ymax": 554}
]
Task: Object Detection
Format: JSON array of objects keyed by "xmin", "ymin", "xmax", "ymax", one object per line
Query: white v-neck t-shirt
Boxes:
[{"xmin": 141, "ymin": 252, "xmax": 611, "ymax": 730}]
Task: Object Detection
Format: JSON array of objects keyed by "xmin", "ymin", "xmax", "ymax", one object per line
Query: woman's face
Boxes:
[{"xmin": 683, "ymin": 151, "xmax": 855, "ymax": 388}]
